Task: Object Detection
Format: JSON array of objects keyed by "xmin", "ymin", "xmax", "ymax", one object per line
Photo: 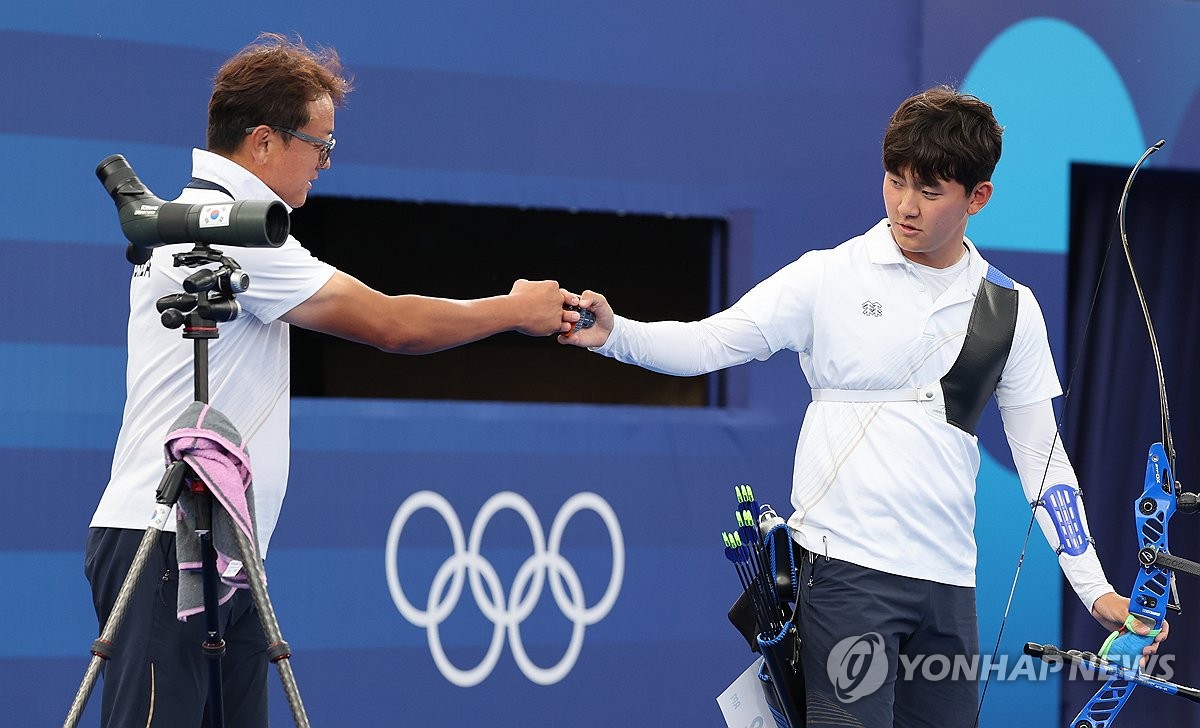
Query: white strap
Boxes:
[{"xmin": 811, "ymin": 387, "xmax": 937, "ymax": 403}]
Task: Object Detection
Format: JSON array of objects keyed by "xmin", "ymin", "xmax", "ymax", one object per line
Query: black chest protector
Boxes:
[{"xmin": 940, "ymin": 266, "xmax": 1018, "ymax": 436}]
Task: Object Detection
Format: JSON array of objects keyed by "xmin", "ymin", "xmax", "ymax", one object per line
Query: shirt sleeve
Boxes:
[
  {"xmin": 591, "ymin": 253, "xmax": 826, "ymax": 373},
  {"xmin": 734, "ymin": 251, "xmax": 824, "ymax": 354},
  {"xmin": 593, "ymin": 307, "xmax": 773, "ymax": 376},
  {"xmin": 222, "ymin": 235, "xmax": 336, "ymax": 324},
  {"xmin": 999, "ymin": 398, "xmax": 1116, "ymax": 611},
  {"xmin": 995, "ymin": 286, "xmax": 1064, "ymax": 408}
]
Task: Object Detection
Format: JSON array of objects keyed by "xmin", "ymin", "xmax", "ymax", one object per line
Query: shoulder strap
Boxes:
[{"xmin": 185, "ymin": 178, "xmax": 234, "ymax": 198}]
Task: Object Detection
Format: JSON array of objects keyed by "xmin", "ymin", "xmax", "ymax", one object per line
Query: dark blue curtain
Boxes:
[{"xmin": 1062, "ymin": 162, "xmax": 1200, "ymax": 725}]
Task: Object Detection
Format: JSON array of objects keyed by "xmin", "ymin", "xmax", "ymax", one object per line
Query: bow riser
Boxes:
[{"xmin": 1130, "ymin": 443, "xmax": 1175, "ymax": 629}]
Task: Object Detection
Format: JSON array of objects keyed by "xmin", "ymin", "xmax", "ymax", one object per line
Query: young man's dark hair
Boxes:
[{"xmin": 882, "ymin": 85, "xmax": 1004, "ymax": 192}]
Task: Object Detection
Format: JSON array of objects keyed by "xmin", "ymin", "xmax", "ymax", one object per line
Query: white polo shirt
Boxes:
[
  {"xmin": 91, "ymin": 149, "xmax": 336, "ymax": 555},
  {"xmin": 736, "ymin": 219, "xmax": 1063, "ymax": 586}
]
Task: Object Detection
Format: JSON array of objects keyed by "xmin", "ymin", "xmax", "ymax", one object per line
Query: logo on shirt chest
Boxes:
[{"xmin": 861, "ymin": 300, "xmax": 883, "ymax": 317}]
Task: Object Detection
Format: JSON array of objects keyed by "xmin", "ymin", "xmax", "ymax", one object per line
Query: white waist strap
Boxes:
[{"xmin": 811, "ymin": 387, "xmax": 938, "ymax": 403}]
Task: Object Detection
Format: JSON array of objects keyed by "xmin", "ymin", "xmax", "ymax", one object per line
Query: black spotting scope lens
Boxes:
[{"xmin": 96, "ymin": 154, "xmax": 290, "ymax": 263}]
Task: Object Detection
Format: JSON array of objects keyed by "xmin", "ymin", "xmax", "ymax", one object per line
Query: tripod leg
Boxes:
[
  {"xmin": 228, "ymin": 524, "xmax": 310, "ymax": 728},
  {"xmin": 64, "ymin": 505, "xmax": 173, "ymax": 728},
  {"xmin": 198, "ymin": 516, "xmax": 227, "ymax": 727}
]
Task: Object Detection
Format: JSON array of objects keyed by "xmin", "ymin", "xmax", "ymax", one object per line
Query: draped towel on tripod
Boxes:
[{"xmin": 166, "ymin": 401, "xmax": 260, "ymax": 621}]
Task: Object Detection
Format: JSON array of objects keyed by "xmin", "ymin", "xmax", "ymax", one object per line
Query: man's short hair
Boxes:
[
  {"xmin": 882, "ymin": 85, "xmax": 1003, "ymax": 193},
  {"xmin": 207, "ymin": 33, "xmax": 353, "ymax": 154}
]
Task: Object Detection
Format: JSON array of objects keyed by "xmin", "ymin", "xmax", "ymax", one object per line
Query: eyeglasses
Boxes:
[{"xmin": 245, "ymin": 125, "xmax": 336, "ymax": 166}]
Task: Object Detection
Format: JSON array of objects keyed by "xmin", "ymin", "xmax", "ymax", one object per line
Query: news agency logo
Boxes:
[
  {"xmin": 828, "ymin": 632, "xmax": 888, "ymax": 703},
  {"xmin": 824, "ymin": 633, "xmax": 1180, "ymax": 703},
  {"xmin": 385, "ymin": 490, "xmax": 624, "ymax": 687}
]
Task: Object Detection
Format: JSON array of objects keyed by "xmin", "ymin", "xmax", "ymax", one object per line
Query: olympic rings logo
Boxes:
[{"xmin": 385, "ymin": 490, "xmax": 624, "ymax": 687}]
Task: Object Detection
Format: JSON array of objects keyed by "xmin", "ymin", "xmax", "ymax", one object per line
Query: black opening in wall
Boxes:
[{"xmin": 288, "ymin": 197, "xmax": 728, "ymax": 405}]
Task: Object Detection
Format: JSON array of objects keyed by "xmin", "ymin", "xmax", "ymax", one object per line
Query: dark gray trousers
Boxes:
[
  {"xmin": 798, "ymin": 555, "xmax": 979, "ymax": 728},
  {"xmin": 85, "ymin": 527, "xmax": 268, "ymax": 728}
]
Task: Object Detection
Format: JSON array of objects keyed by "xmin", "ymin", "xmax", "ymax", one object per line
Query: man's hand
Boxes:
[
  {"xmin": 508, "ymin": 279, "xmax": 575, "ymax": 337},
  {"xmin": 558, "ymin": 289, "xmax": 614, "ymax": 348},
  {"xmin": 1091, "ymin": 591, "xmax": 1170, "ymax": 666}
]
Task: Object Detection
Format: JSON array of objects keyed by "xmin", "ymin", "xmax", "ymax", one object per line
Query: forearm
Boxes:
[
  {"xmin": 284, "ymin": 272, "xmax": 562, "ymax": 354},
  {"xmin": 593, "ymin": 307, "xmax": 772, "ymax": 376},
  {"xmin": 1000, "ymin": 400, "xmax": 1116, "ymax": 610},
  {"xmin": 374, "ymin": 294, "xmax": 527, "ymax": 354}
]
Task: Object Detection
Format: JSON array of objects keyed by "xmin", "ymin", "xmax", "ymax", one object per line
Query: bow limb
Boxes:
[{"xmin": 1116, "ymin": 140, "xmax": 1174, "ymax": 469}]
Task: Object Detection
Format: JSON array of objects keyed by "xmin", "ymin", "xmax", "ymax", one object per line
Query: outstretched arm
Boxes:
[
  {"xmin": 283, "ymin": 271, "xmax": 573, "ymax": 354},
  {"xmin": 558, "ymin": 289, "xmax": 772, "ymax": 375}
]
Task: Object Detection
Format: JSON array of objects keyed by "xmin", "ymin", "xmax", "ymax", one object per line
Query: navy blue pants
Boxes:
[
  {"xmin": 798, "ymin": 555, "xmax": 979, "ymax": 728},
  {"xmin": 85, "ymin": 527, "xmax": 268, "ymax": 728}
]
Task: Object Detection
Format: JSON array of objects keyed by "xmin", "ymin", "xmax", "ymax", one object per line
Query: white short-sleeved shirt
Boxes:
[
  {"xmin": 737, "ymin": 219, "xmax": 1063, "ymax": 586},
  {"xmin": 90, "ymin": 149, "xmax": 336, "ymax": 555}
]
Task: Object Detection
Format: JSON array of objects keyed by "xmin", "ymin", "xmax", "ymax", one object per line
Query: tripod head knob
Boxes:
[
  {"xmin": 184, "ymin": 266, "xmax": 250, "ymax": 296},
  {"xmin": 156, "ymin": 290, "xmax": 239, "ymax": 332},
  {"xmin": 162, "ymin": 309, "xmax": 187, "ymax": 329}
]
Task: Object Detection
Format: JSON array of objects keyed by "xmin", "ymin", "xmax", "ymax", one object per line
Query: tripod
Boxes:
[{"xmin": 65, "ymin": 244, "xmax": 309, "ymax": 728}]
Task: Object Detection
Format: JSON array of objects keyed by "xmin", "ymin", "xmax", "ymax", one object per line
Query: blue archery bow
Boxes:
[{"xmin": 1018, "ymin": 141, "xmax": 1200, "ymax": 728}]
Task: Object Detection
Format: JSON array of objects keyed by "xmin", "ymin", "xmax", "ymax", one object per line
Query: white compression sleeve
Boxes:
[
  {"xmin": 592, "ymin": 307, "xmax": 774, "ymax": 376},
  {"xmin": 1000, "ymin": 399, "xmax": 1116, "ymax": 611}
]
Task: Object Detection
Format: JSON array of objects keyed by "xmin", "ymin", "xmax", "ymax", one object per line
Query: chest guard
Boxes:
[{"xmin": 939, "ymin": 266, "xmax": 1018, "ymax": 435}]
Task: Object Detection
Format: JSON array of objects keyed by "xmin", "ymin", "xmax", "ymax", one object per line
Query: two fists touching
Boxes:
[{"xmin": 508, "ymin": 280, "xmax": 611, "ymax": 346}]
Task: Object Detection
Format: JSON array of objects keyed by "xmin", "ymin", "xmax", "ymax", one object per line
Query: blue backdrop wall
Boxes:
[{"xmin": 2, "ymin": 2, "xmax": 1198, "ymax": 726}]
